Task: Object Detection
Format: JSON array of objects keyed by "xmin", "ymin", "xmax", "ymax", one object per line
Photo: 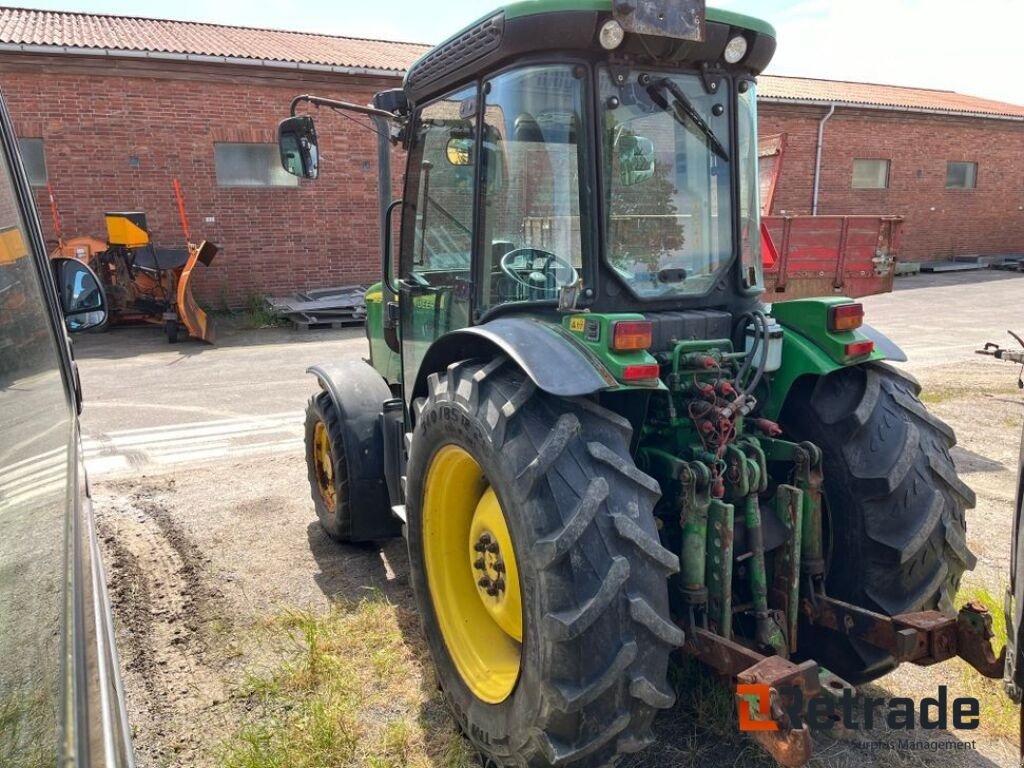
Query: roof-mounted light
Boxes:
[
  {"xmin": 599, "ymin": 19, "xmax": 625, "ymax": 50},
  {"xmin": 724, "ymin": 35, "xmax": 748, "ymax": 64}
]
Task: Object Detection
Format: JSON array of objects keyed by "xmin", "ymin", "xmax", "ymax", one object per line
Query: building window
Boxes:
[
  {"xmin": 946, "ymin": 161, "xmax": 977, "ymax": 189},
  {"xmin": 214, "ymin": 143, "xmax": 298, "ymax": 187},
  {"xmin": 18, "ymin": 138, "xmax": 46, "ymax": 185},
  {"xmin": 852, "ymin": 159, "xmax": 889, "ymax": 189}
]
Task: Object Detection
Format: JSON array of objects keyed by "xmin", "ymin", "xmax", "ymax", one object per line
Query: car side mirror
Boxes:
[
  {"xmin": 51, "ymin": 256, "xmax": 107, "ymax": 333},
  {"xmin": 278, "ymin": 115, "xmax": 319, "ymax": 179}
]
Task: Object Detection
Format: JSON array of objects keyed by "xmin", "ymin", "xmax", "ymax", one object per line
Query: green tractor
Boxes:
[{"xmin": 279, "ymin": 1, "xmax": 1009, "ymax": 764}]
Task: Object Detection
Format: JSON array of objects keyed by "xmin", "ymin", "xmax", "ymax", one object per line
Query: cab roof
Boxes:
[{"xmin": 405, "ymin": 1, "xmax": 776, "ymax": 104}]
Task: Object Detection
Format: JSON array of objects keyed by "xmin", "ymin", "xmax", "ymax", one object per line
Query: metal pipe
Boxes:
[{"xmin": 811, "ymin": 103, "xmax": 835, "ymax": 216}]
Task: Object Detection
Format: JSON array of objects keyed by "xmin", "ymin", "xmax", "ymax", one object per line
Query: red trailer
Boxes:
[{"xmin": 758, "ymin": 134, "xmax": 901, "ymax": 301}]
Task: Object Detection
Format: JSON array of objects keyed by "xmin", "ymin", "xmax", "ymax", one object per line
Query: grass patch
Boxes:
[
  {"xmin": 220, "ymin": 595, "xmax": 472, "ymax": 768},
  {"xmin": 214, "ymin": 294, "xmax": 284, "ymax": 330},
  {"xmin": 953, "ymin": 583, "xmax": 1016, "ymax": 738}
]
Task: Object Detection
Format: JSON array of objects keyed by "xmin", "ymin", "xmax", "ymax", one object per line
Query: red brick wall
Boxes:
[
  {"xmin": 759, "ymin": 103, "xmax": 1024, "ymax": 261},
  {"xmin": 3, "ymin": 51, "xmax": 1022, "ymax": 309},
  {"xmin": 0, "ymin": 54, "xmax": 405, "ymax": 307}
]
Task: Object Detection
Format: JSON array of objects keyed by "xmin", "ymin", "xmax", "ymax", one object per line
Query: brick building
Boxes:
[
  {"xmin": 0, "ymin": 9, "xmax": 425, "ymax": 307},
  {"xmin": 757, "ymin": 77, "xmax": 1024, "ymax": 262},
  {"xmin": 0, "ymin": 9, "xmax": 1021, "ymax": 306}
]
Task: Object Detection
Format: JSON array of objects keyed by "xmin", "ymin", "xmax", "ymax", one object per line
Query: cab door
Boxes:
[{"xmin": 397, "ymin": 85, "xmax": 477, "ymax": 398}]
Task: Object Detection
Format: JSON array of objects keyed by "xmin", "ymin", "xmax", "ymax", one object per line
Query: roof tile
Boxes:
[
  {"xmin": 0, "ymin": 7, "xmax": 431, "ymax": 71},
  {"xmin": 759, "ymin": 75, "xmax": 1024, "ymax": 119}
]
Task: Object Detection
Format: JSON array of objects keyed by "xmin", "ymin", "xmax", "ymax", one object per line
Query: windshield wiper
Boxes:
[{"xmin": 644, "ymin": 76, "xmax": 730, "ymax": 162}]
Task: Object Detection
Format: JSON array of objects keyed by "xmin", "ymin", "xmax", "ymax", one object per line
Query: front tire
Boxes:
[
  {"xmin": 783, "ymin": 362, "xmax": 976, "ymax": 683},
  {"xmin": 406, "ymin": 358, "xmax": 682, "ymax": 767},
  {"xmin": 304, "ymin": 391, "xmax": 353, "ymax": 541}
]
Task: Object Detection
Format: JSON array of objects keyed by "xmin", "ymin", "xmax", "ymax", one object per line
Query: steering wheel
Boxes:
[{"xmin": 499, "ymin": 248, "xmax": 579, "ymax": 297}]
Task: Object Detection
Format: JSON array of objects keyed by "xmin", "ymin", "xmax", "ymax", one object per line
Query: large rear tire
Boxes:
[
  {"xmin": 406, "ymin": 358, "xmax": 682, "ymax": 767},
  {"xmin": 782, "ymin": 362, "xmax": 976, "ymax": 683}
]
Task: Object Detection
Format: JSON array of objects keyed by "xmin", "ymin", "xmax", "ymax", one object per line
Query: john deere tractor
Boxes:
[{"xmin": 279, "ymin": 2, "xmax": 1011, "ymax": 765}]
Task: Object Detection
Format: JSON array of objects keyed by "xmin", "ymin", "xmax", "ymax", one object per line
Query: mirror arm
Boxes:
[
  {"xmin": 290, "ymin": 94, "xmax": 402, "ymax": 124},
  {"xmin": 382, "ymin": 199, "xmax": 404, "ymax": 297}
]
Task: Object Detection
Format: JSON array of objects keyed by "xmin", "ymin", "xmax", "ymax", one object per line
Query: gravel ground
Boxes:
[{"xmin": 76, "ymin": 271, "xmax": 1024, "ymax": 768}]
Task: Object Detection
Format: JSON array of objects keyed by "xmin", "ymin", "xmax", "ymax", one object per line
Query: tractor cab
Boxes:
[
  {"xmin": 279, "ymin": 4, "xmax": 1007, "ymax": 767},
  {"xmin": 281, "ymin": 1, "xmax": 775, "ymax": 395}
]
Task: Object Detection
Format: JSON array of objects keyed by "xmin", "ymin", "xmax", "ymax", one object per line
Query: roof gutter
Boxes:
[
  {"xmin": 811, "ymin": 103, "xmax": 835, "ymax": 216},
  {"xmin": 760, "ymin": 96, "xmax": 1024, "ymax": 123},
  {"xmin": 0, "ymin": 42, "xmax": 408, "ymax": 79}
]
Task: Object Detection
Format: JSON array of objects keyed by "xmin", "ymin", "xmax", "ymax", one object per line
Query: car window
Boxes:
[{"xmin": 0, "ymin": 132, "xmax": 75, "ymax": 766}]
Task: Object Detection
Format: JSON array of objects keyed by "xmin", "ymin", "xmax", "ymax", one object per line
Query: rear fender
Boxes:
[
  {"xmin": 764, "ymin": 298, "xmax": 905, "ymax": 419},
  {"xmin": 307, "ymin": 361, "xmax": 403, "ymax": 540},
  {"xmin": 762, "ymin": 324, "xmax": 905, "ymax": 419},
  {"xmin": 411, "ymin": 316, "xmax": 617, "ymax": 405}
]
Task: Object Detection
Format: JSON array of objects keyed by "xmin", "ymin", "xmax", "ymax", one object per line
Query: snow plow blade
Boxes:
[{"xmin": 178, "ymin": 240, "xmax": 217, "ymax": 343}]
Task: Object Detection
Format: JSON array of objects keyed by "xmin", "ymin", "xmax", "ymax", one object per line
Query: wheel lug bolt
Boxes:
[
  {"xmin": 486, "ymin": 586, "xmax": 499, "ymax": 596},
  {"xmin": 486, "ymin": 542, "xmax": 499, "ymax": 554},
  {"xmin": 493, "ymin": 561, "xmax": 505, "ymax": 573},
  {"xmin": 473, "ymin": 558, "xmax": 486, "ymax": 570},
  {"xmin": 478, "ymin": 577, "xmax": 491, "ymax": 588},
  {"xmin": 473, "ymin": 541, "xmax": 486, "ymax": 552}
]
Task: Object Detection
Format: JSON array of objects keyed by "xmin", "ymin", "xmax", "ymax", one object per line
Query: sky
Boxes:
[{"xmin": 14, "ymin": 0, "xmax": 1024, "ymax": 105}]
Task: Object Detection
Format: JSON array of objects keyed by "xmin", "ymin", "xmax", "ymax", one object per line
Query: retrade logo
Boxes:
[
  {"xmin": 736, "ymin": 684, "xmax": 778, "ymax": 731},
  {"xmin": 736, "ymin": 684, "xmax": 980, "ymax": 732}
]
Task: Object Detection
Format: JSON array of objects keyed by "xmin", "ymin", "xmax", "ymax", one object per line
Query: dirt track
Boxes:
[{"xmin": 76, "ymin": 270, "xmax": 1024, "ymax": 768}]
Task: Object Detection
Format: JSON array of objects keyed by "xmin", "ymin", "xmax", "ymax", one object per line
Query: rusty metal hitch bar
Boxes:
[
  {"xmin": 681, "ymin": 596, "xmax": 1005, "ymax": 767},
  {"xmin": 802, "ymin": 595, "xmax": 1005, "ymax": 677},
  {"xmin": 684, "ymin": 626, "xmax": 854, "ymax": 767}
]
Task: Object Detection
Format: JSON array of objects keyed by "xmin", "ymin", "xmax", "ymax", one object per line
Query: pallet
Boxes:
[
  {"xmin": 919, "ymin": 260, "xmax": 984, "ymax": 273},
  {"xmin": 288, "ymin": 316, "xmax": 365, "ymax": 331},
  {"xmin": 894, "ymin": 262, "xmax": 920, "ymax": 276}
]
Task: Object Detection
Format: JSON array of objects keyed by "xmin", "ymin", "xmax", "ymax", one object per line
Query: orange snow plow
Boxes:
[{"xmin": 48, "ymin": 180, "xmax": 217, "ymax": 343}]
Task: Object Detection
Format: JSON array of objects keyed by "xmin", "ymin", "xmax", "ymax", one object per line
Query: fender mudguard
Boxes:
[
  {"xmin": 411, "ymin": 316, "xmax": 617, "ymax": 404},
  {"xmin": 307, "ymin": 360, "xmax": 402, "ymax": 540},
  {"xmin": 762, "ymin": 323, "xmax": 906, "ymax": 419}
]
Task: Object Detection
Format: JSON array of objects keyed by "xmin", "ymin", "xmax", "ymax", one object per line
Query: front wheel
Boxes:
[
  {"xmin": 782, "ymin": 362, "xmax": 976, "ymax": 683},
  {"xmin": 406, "ymin": 358, "xmax": 683, "ymax": 767}
]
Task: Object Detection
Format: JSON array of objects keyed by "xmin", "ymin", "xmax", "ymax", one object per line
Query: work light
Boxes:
[
  {"xmin": 599, "ymin": 19, "xmax": 626, "ymax": 50},
  {"xmin": 724, "ymin": 35, "xmax": 748, "ymax": 63}
]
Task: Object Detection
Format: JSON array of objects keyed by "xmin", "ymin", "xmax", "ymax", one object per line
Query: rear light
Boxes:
[
  {"xmin": 622, "ymin": 363, "xmax": 661, "ymax": 381},
  {"xmin": 844, "ymin": 340, "xmax": 875, "ymax": 358},
  {"xmin": 828, "ymin": 303, "xmax": 864, "ymax": 332},
  {"xmin": 612, "ymin": 320, "xmax": 653, "ymax": 351}
]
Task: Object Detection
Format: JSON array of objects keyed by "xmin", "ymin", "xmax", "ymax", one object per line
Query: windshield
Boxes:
[{"xmin": 600, "ymin": 68, "xmax": 733, "ymax": 298}]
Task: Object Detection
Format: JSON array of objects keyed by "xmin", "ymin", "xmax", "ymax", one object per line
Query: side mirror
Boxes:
[
  {"xmin": 51, "ymin": 257, "xmax": 107, "ymax": 333},
  {"xmin": 617, "ymin": 134, "xmax": 656, "ymax": 187},
  {"xmin": 445, "ymin": 137, "xmax": 474, "ymax": 166},
  {"xmin": 278, "ymin": 115, "xmax": 319, "ymax": 179}
]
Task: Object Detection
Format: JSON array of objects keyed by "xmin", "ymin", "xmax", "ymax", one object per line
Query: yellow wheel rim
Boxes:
[
  {"xmin": 422, "ymin": 445, "xmax": 522, "ymax": 703},
  {"xmin": 313, "ymin": 421, "xmax": 336, "ymax": 509}
]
